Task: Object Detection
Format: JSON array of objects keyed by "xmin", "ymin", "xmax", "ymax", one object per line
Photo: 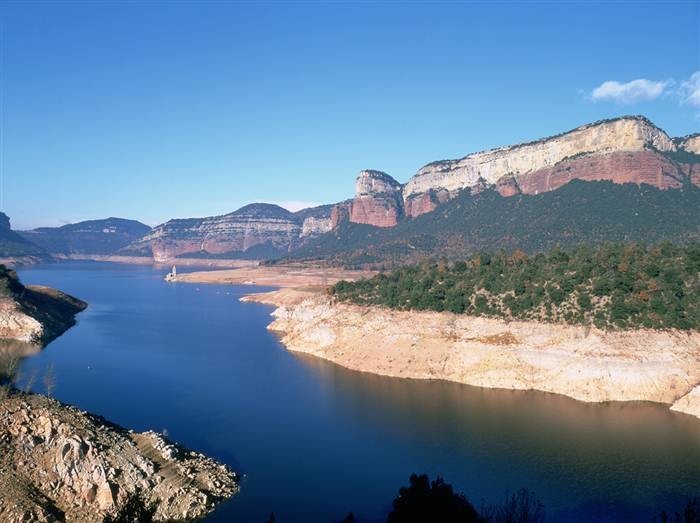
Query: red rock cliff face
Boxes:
[
  {"xmin": 516, "ymin": 151, "xmax": 690, "ymax": 195},
  {"xmin": 330, "ymin": 202, "xmax": 352, "ymax": 229},
  {"xmin": 330, "ymin": 117, "xmax": 700, "ymax": 230},
  {"xmin": 404, "ymin": 189, "xmax": 451, "ymax": 218},
  {"xmin": 495, "ymin": 177, "xmax": 522, "ymax": 197},
  {"xmin": 342, "ymin": 170, "xmax": 404, "ymax": 227},
  {"xmin": 350, "ymin": 195, "xmax": 402, "ymax": 227}
]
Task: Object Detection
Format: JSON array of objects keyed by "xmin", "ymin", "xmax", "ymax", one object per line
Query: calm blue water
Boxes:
[{"xmin": 15, "ymin": 262, "xmax": 700, "ymax": 522}]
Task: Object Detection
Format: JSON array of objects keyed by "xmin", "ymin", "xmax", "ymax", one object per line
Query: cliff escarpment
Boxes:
[
  {"xmin": 331, "ymin": 116, "xmax": 700, "ymax": 228},
  {"xmin": 288, "ymin": 180, "xmax": 700, "ymax": 267},
  {"xmin": 122, "ymin": 203, "xmax": 333, "ymax": 262}
]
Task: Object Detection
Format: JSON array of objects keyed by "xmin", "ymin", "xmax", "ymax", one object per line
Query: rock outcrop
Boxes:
[
  {"xmin": 123, "ymin": 203, "xmax": 334, "ymax": 262},
  {"xmin": 20, "ymin": 218, "xmax": 151, "ymax": 256},
  {"xmin": 330, "ymin": 201, "xmax": 353, "ymax": 229},
  {"xmin": 348, "ymin": 170, "xmax": 404, "ymax": 227},
  {"xmin": 328, "ymin": 171, "xmax": 405, "ymax": 228},
  {"xmin": 0, "ymin": 393, "xmax": 238, "ymax": 522},
  {"xmin": 245, "ymin": 290, "xmax": 700, "ymax": 421},
  {"xmin": 331, "ymin": 116, "xmax": 700, "ymax": 226},
  {"xmin": 403, "ymin": 116, "xmax": 677, "ymax": 204},
  {"xmin": 0, "ymin": 265, "xmax": 87, "ymax": 345},
  {"xmin": 515, "ymin": 150, "xmax": 691, "ymax": 195},
  {"xmin": 295, "ymin": 204, "xmax": 334, "ymax": 238},
  {"xmin": 402, "ymin": 188, "xmax": 451, "ymax": 218},
  {"xmin": 678, "ymin": 133, "xmax": 700, "ymax": 154},
  {"xmin": 671, "ymin": 384, "xmax": 700, "ymax": 419}
]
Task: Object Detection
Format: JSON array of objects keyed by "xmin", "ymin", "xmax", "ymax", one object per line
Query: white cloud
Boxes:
[
  {"xmin": 680, "ymin": 71, "xmax": 700, "ymax": 107},
  {"xmin": 590, "ymin": 78, "xmax": 674, "ymax": 104}
]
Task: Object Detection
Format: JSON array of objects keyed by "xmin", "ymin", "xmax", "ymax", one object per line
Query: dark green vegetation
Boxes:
[
  {"xmin": 663, "ymin": 149, "xmax": 700, "ymax": 164},
  {"xmin": 330, "ymin": 243, "xmax": 700, "ymax": 330},
  {"xmin": 386, "ymin": 474, "xmax": 544, "ymax": 523},
  {"xmin": 19, "ymin": 217, "xmax": 151, "ymax": 255},
  {"xmin": 0, "ymin": 265, "xmax": 87, "ymax": 344},
  {"xmin": 286, "ymin": 180, "xmax": 700, "ymax": 268},
  {"xmin": 0, "ymin": 213, "xmax": 47, "ymax": 259},
  {"xmin": 331, "ymin": 474, "xmax": 699, "ymax": 522}
]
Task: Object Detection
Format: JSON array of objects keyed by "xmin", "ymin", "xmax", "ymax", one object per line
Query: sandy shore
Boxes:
[
  {"xmin": 171, "ymin": 265, "xmax": 375, "ymax": 288},
  {"xmin": 243, "ymin": 289, "xmax": 700, "ymax": 422}
]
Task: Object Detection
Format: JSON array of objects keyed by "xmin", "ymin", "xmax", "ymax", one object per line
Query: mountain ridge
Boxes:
[
  {"xmin": 20, "ymin": 217, "xmax": 151, "ymax": 256},
  {"xmin": 284, "ymin": 179, "xmax": 700, "ymax": 268},
  {"xmin": 6, "ymin": 114, "xmax": 699, "ymax": 264},
  {"xmin": 333, "ymin": 115, "xmax": 700, "ymax": 227},
  {"xmin": 121, "ymin": 202, "xmax": 333, "ymax": 262}
]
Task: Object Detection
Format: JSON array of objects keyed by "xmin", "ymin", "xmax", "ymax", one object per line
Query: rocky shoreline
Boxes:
[
  {"xmin": 0, "ymin": 265, "xmax": 240, "ymax": 521},
  {"xmin": 243, "ymin": 289, "xmax": 700, "ymax": 422},
  {"xmin": 0, "ymin": 265, "xmax": 87, "ymax": 345},
  {"xmin": 0, "ymin": 392, "xmax": 238, "ymax": 522}
]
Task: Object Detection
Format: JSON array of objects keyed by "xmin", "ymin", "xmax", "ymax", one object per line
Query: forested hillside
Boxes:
[
  {"xmin": 330, "ymin": 243, "xmax": 700, "ymax": 330},
  {"xmin": 285, "ymin": 180, "xmax": 700, "ymax": 268}
]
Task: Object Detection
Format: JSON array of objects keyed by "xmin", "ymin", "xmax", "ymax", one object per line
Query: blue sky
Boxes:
[{"xmin": 1, "ymin": 1, "xmax": 698, "ymax": 229}]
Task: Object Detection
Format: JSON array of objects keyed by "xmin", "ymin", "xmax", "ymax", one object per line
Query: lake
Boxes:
[{"xmin": 16, "ymin": 261, "xmax": 700, "ymax": 522}]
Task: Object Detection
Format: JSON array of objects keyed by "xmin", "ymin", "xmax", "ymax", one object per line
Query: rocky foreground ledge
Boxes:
[
  {"xmin": 0, "ymin": 392, "xmax": 238, "ymax": 522},
  {"xmin": 244, "ymin": 289, "xmax": 700, "ymax": 422}
]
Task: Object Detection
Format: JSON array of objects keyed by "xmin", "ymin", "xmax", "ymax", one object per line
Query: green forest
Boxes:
[
  {"xmin": 285, "ymin": 180, "xmax": 700, "ymax": 269},
  {"xmin": 330, "ymin": 243, "xmax": 700, "ymax": 330}
]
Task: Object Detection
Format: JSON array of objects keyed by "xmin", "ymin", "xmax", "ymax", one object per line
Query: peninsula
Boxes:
[{"xmin": 179, "ymin": 244, "xmax": 700, "ymax": 422}]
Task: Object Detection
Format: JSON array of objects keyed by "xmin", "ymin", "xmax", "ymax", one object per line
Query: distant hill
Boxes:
[
  {"xmin": 0, "ymin": 213, "xmax": 48, "ymax": 260},
  {"xmin": 283, "ymin": 180, "xmax": 700, "ymax": 268},
  {"xmin": 20, "ymin": 218, "xmax": 151, "ymax": 255},
  {"xmin": 121, "ymin": 203, "xmax": 334, "ymax": 262}
]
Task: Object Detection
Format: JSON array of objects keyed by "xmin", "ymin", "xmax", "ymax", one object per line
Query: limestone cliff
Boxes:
[
  {"xmin": 677, "ymin": 133, "xmax": 700, "ymax": 154},
  {"xmin": 331, "ymin": 116, "xmax": 700, "ymax": 227},
  {"xmin": 245, "ymin": 290, "xmax": 700, "ymax": 421},
  {"xmin": 295, "ymin": 204, "xmax": 334, "ymax": 238},
  {"xmin": 348, "ymin": 170, "xmax": 404, "ymax": 227},
  {"xmin": 123, "ymin": 204, "xmax": 301, "ymax": 262},
  {"xmin": 124, "ymin": 203, "xmax": 334, "ymax": 262},
  {"xmin": 403, "ymin": 116, "xmax": 678, "ymax": 207}
]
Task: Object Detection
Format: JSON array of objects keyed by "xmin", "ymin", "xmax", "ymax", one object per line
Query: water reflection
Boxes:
[
  {"xmin": 13, "ymin": 262, "xmax": 700, "ymax": 523},
  {"xmin": 0, "ymin": 339, "xmax": 41, "ymax": 384},
  {"xmin": 296, "ymin": 353, "xmax": 700, "ymax": 518}
]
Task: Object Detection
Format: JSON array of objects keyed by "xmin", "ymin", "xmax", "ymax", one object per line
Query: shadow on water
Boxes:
[
  {"xmin": 0, "ymin": 339, "xmax": 42, "ymax": 387},
  {"xmin": 292, "ymin": 354, "xmax": 700, "ymax": 521}
]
